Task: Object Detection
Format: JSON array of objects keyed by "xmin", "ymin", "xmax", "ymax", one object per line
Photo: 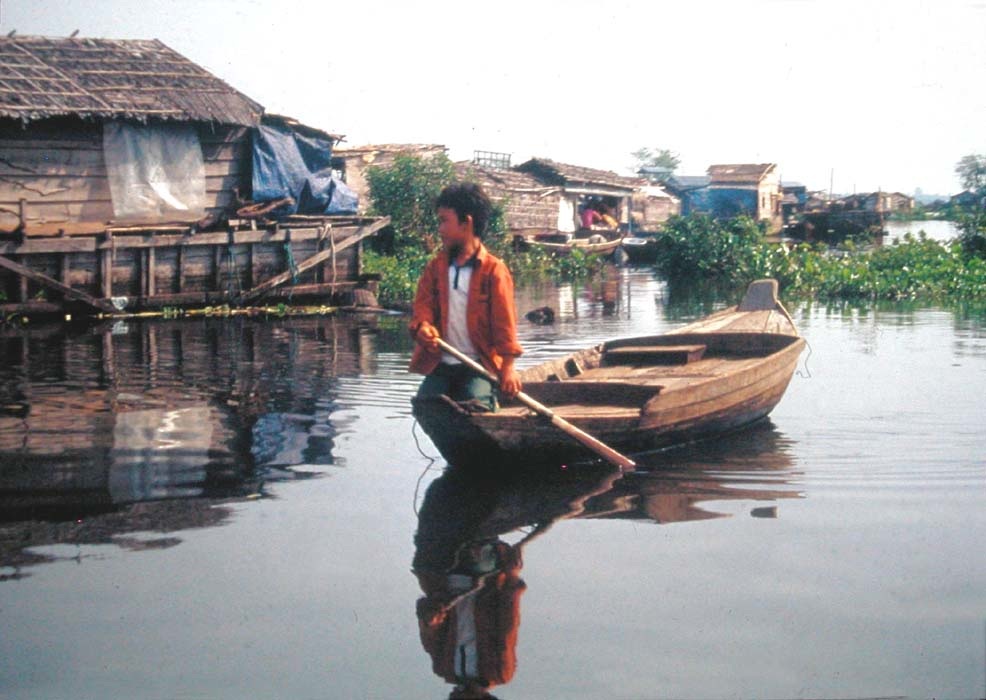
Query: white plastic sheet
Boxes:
[{"xmin": 103, "ymin": 121, "xmax": 207, "ymax": 220}]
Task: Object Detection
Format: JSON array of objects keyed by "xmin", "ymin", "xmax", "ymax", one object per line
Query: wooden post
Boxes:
[
  {"xmin": 102, "ymin": 231, "xmax": 113, "ymax": 299},
  {"xmin": 146, "ymin": 247, "xmax": 156, "ymax": 298},
  {"xmin": 177, "ymin": 244, "xmax": 186, "ymax": 293},
  {"xmin": 213, "ymin": 246, "xmax": 223, "ymax": 291},
  {"xmin": 248, "ymin": 242, "xmax": 255, "ymax": 289},
  {"xmin": 18, "ymin": 261, "xmax": 28, "ymax": 302}
]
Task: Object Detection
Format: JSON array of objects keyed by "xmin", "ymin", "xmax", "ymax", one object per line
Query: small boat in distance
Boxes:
[
  {"xmin": 513, "ymin": 229, "xmax": 624, "ymax": 257},
  {"xmin": 413, "ymin": 279, "xmax": 805, "ymax": 468}
]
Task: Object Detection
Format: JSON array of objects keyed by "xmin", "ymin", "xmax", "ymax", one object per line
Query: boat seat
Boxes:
[
  {"xmin": 603, "ymin": 344, "xmax": 707, "ymax": 366},
  {"xmin": 509, "ymin": 381, "xmax": 662, "ymax": 408}
]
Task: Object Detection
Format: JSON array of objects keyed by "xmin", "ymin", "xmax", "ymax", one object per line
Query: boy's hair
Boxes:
[{"xmin": 436, "ymin": 183, "xmax": 492, "ymax": 239}]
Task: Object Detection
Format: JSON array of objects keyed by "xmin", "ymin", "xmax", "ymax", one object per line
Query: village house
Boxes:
[
  {"xmin": 0, "ymin": 35, "xmax": 387, "ymax": 316},
  {"xmin": 514, "ymin": 157, "xmax": 642, "ymax": 233},
  {"xmin": 454, "ymin": 160, "xmax": 562, "ymax": 238},
  {"xmin": 836, "ymin": 191, "xmax": 915, "ymax": 215},
  {"xmin": 707, "ymin": 163, "xmax": 782, "ymax": 231},
  {"xmin": 781, "ymin": 181, "xmax": 808, "ymax": 224},
  {"xmin": 663, "ymin": 175, "xmax": 711, "ymax": 216},
  {"xmin": 666, "ymin": 165, "xmax": 782, "ymax": 231}
]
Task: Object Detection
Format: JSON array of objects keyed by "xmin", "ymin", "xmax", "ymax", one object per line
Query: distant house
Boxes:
[
  {"xmin": 838, "ymin": 191, "xmax": 914, "ymax": 214},
  {"xmin": 454, "ymin": 161, "xmax": 562, "ymax": 237},
  {"xmin": 332, "ymin": 144, "xmax": 447, "ymax": 215},
  {"xmin": 663, "ymin": 175, "xmax": 711, "ymax": 216},
  {"xmin": 781, "ymin": 181, "xmax": 808, "ymax": 224},
  {"xmin": 707, "ymin": 164, "xmax": 782, "ymax": 230},
  {"xmin": 629, "ymin": 184, "xmax": 679, "ymax": 232},
  {"xmin": 664, "ymin": 165, "xmax": 782, "ymax": 231},
  {"xmin": 515, "ymin": 158, "xmax": 640, "ymax": 232}
]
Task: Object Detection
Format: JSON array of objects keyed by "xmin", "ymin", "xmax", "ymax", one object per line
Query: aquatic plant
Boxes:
[{"xmin": 652, "ymin": 214, "xmax": 986, "ymax": 301}]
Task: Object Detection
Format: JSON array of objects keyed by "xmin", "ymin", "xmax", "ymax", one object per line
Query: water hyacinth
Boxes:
[{"xmin": 653, "ymin": 216, "xmax": 986, "ymax": 301}]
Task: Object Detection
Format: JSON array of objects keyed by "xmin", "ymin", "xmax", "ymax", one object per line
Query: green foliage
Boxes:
[
  {"xmin": 652, "ymin": 214, "xmax": 986, "ymax": 301},
  {"xmin": 631, "ymin": 147, "xmax": 680, "ymax": 176},
  {"xmin": 366, "ymin": 152, "xmax": 455, "ymax": 254},
  {"xmin": 653, "ymin": 214, "xmax": 764, "ymax": 282},
  {"xmin": 955, "ymin": 154, "xmax": 986, "ymax": 192},
  {"xmin": 362, "ymin": 248, "xmax": 430, "ymax": 308}
]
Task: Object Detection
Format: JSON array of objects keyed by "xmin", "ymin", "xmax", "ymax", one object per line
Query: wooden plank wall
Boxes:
[{"xmin": 0, "ymin": 117, "xmax": 251, "ymax": 235}]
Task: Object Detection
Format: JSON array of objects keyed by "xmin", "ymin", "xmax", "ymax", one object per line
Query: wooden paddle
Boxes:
[{"xmin": 435, "ymin": 339, "xmax": 636, "ymax": 471}]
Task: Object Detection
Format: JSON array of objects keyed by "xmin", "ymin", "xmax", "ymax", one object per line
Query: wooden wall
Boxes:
[{"xmin": 0, "ymin": 117, "xmax": 251, "ymax": 235}]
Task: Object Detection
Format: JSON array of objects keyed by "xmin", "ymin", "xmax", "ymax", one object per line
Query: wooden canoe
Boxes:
[
  {"xmin": 412, "ymin": 279, "xmax": 805, "ymax": 468},
  {"xmin": 515, "ymin": 230, "xmax": 624, "ymax": 257}
]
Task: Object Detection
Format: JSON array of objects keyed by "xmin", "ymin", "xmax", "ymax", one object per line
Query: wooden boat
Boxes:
[
  {"xmin": 515, "ymin": 229, "xmax": 624, "ymax": 257},
  {"xmin": 412, "ymin": 279, "xmax": 805, "ymax": 467},
  {"xmin": 620, "ymin": 233, "xmax": 659, "ymax": 264}
]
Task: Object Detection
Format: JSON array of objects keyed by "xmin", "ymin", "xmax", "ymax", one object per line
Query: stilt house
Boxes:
[{"xmin": 0, "ymin": 35, "xmax": 387, "ymax": 316}]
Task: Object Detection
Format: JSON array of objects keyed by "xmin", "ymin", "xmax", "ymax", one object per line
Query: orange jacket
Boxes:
[{"xmin": 409, "ymin": 244, "xmax": 523, "ymax": 376}]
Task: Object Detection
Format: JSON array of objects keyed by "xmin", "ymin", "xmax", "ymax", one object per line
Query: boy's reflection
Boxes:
[{"xmin": 412, "ymin": 463, "xmax": 621, "ymax": 699}]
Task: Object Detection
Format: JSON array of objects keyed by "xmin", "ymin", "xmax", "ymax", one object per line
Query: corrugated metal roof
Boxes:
[
  {"xmin": 666, "ymin": 175, "xmax": 711, "ymax": 190},
  {"xmin": 0, "ymin": 35, "xmax": 263, "ymax": 126},
  {"xmin": 707, "ymin": 163, "xmax": 777, "ymax": 184}
]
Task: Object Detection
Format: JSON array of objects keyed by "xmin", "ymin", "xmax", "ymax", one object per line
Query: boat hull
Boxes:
[{"xmin": 412, "ymin": 280, "xmax": 805, "ymax": 468}]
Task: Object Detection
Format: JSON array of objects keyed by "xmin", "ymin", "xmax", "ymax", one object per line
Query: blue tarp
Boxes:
[{"xmin": 251, "ymin": 123, "xmax": 357, "ymax": 216}]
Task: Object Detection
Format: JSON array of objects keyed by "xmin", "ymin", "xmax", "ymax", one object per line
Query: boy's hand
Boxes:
[
  {"xmin": 415, "ymin": 323, "xmax": 441, "ymax": 352},
  {"xmin": 499, "ymin": 363, "xmax": 522, "ymax": 399}
]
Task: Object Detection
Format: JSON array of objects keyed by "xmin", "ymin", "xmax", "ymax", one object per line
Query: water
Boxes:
[
  {"xmin": 1, "ymin": 270, "xmax": 985, "ymax": 700},
  {"xmin": 884, "ymin": 218, "xmax": 961, "ymax": 243}
]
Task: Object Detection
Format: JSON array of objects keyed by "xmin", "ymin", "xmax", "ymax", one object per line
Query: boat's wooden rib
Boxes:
[{"xmin": 412, "ymin": 279, "xmax": 805, "ymax": 467}]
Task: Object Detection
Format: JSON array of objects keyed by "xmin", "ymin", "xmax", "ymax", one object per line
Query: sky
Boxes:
[{"xmin": 2, "ymin": 0, "xmax": 984, "ymax": 196}]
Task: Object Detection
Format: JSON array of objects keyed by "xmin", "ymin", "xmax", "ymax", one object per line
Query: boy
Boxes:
[{"xmin": 409, "ymin": 183, "xmax": 522, "ymax": 410}]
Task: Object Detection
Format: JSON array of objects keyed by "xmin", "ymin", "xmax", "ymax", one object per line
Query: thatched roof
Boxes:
[
  {"xmin": 0, "ymin": 35, "xmax": 263, "ymax": 126},
  {"xmin": 516, "ymin": 157, "xmax": 642, "ymax": 191},
  {"xmin": 455, "ymin": 162, "xmax": 558, "ymax": 194},
  {"xmin": 707, "ymin": 163, "xmax": 777, "ymax": 184}
]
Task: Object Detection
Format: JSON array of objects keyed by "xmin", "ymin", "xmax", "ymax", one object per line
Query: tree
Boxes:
[
  {"xmin": 954, "ymin": 154, "xmax": 986, "ymax": 258},
  {"xmin": 631, "ymin": 147, "xmax": 681, "ymax": 180},
  {"xmin": 955, "ymin": 154, "xmax": 986, "ymax": 193},
  {"xmin": 366, "ymin": 152, "xmax": 455, "ymax": 254}
]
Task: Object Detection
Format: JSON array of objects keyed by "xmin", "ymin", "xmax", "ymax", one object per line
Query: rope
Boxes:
[
  {"xmin": 411, "ymin": 419, "xmax": 439, "ymax": 516},
  {"xmin": 796, "ymin": 338, "xmax": 814, "ymax": 379},
  {"xmin": 226, "ymin": 241, "xmax": 242, "ymax": 297},
  {"xmin": 283, "ymin": 240, "xmax": 299, "ymax": 302}
]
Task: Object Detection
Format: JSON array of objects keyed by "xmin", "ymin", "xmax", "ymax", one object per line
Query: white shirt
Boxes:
[{"xmin": 443, "ymin": 261, "xmax": 479, "ymax": 364}]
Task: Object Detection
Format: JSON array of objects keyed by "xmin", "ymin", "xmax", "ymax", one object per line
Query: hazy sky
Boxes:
[{"xmin": 2, "ymin": 0, "xmax": 984, "ymax": 195}]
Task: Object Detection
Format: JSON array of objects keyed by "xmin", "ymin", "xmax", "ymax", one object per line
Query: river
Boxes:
[{"xmin": 1, "ymin": 269, "xmax": 985, "ymax": 700}]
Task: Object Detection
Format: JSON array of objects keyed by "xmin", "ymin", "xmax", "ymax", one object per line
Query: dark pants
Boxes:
[{"xmin": 416, "ymin": 362, "xmax": 497, "ymax": 412}]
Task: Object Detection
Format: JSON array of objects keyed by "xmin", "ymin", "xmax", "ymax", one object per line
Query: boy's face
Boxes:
[{"xmin": 437, "ymin": 206, "xmax": 474, "ymax": 256}]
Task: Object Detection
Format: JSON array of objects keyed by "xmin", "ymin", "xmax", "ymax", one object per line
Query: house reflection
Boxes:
[
  {"xmin": 0, "ymin": 315, "xmax": 379, "ymax": 576},
  {"xmin": 412, "ymin": 422, "xmax": 800, "ymax": 698}
]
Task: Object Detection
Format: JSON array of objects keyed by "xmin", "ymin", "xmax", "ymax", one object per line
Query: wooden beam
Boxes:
[
  {"xmin": 0, "ymin": 253, "xmax": 114, "ymax": 312},
  {"xmin": 233, "ymin": 218, "xmax": 389, "ymax": 303}
]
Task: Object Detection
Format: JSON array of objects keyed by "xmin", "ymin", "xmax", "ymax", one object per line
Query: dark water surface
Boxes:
[{"xmin": 1, "ymin": 269, "xmax": 985, "ymax": 700}]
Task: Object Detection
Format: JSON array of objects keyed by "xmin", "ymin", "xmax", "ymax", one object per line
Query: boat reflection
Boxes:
[
  {"xmin": 411, "ymin": 422, "xmax": 800, "ymax": 697},
  {"xmin": 0, "ymin": 315, "xmax": 379, "ymax": 578}
]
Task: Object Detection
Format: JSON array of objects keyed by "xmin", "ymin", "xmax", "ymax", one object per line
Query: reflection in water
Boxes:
[
  {"xmin": 413, "ymin": 462, "xmax": 621, "ymax": 699},
  {"xmin": 412, "ymin": 423, "xmax": 800, "ymax": 697},
  {"xmin": 0, "ymin": 315, "xmax": 382, "ymax": 577}
]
